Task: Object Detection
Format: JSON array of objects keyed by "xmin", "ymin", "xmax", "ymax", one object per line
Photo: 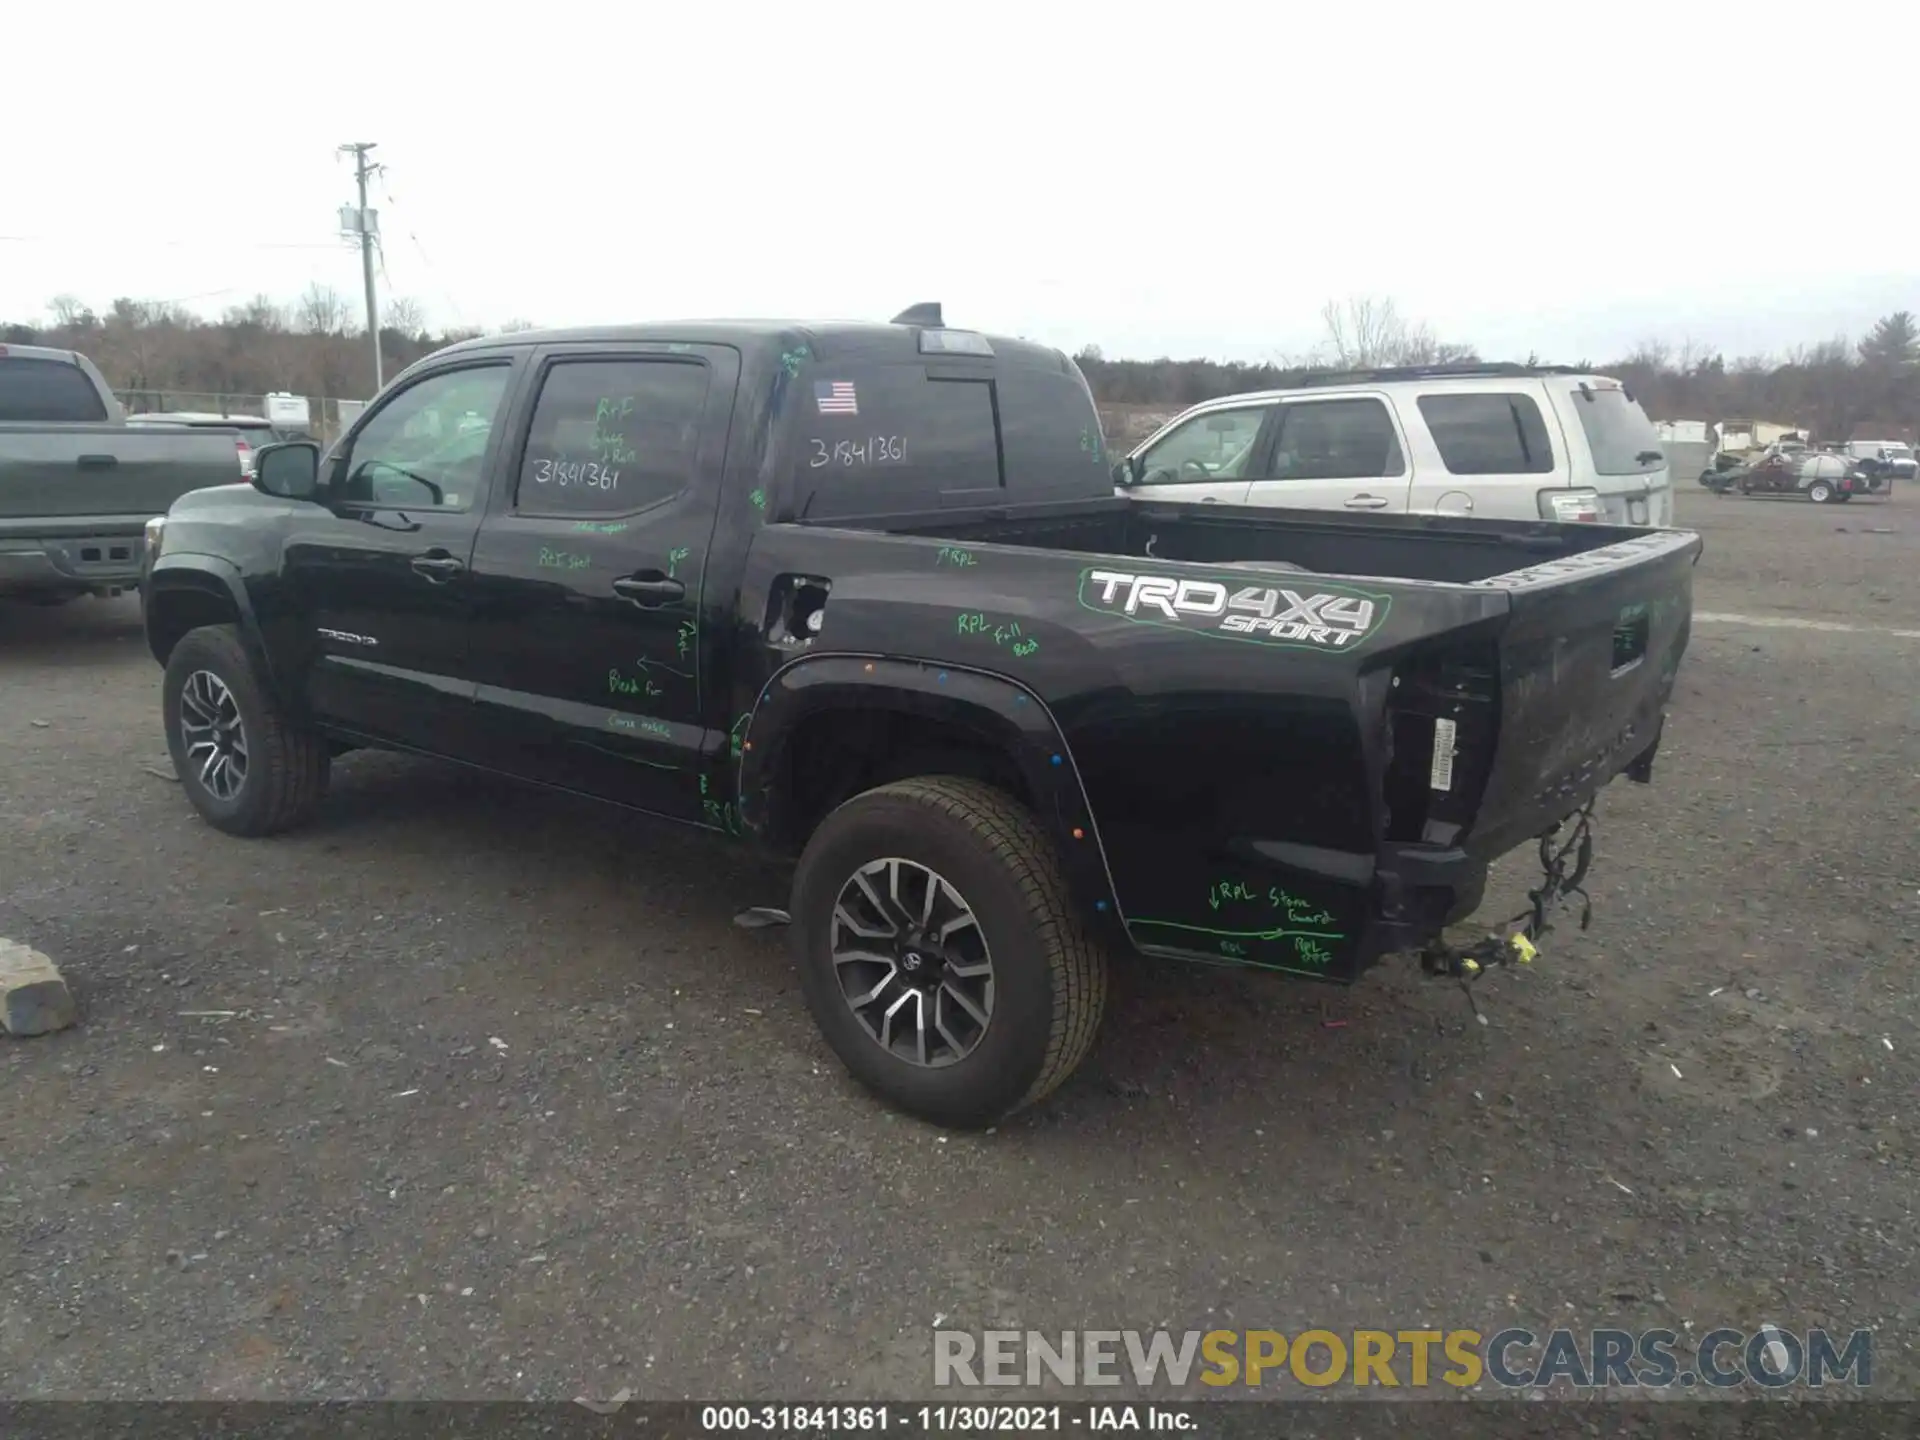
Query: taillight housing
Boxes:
[
  {"xmin": 235, "ymin": 438, "xmax": 252, "ymax": 476},
  {"xmin": 1539, "ymin": 488, "xmax": 1601, "ymax": 523}
]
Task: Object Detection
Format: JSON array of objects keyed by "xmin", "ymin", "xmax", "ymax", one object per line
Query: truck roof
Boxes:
[
  {"xmin": 0, "ymin": 341, "xmax": 87, "ymax": 365},
  {"xmin": 430, "ymin": 310, "xmax": 1078, "ymax": 375}
]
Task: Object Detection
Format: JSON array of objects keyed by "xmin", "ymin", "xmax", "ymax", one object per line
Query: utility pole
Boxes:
[{"xmin": 337, "ymin": 142, "xmax": 383, "ymax": 390}]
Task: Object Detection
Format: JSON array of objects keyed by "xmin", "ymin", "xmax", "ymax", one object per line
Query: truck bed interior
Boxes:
[{"xmin": 873, "ymin": 498, "xmax": 1654, "ymax": 586}]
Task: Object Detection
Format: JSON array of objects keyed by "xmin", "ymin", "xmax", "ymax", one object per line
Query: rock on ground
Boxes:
[{"xmin": 0, "ymin": 938, "xmax": 78, "ymax": 1036}]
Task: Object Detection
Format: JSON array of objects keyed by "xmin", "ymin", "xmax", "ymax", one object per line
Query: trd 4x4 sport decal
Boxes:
[{"xmin": 1077, "ymin": 567, "xmax": 1392, "ymax": 652}]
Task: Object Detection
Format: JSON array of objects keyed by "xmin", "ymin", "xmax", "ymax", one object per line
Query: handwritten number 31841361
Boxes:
[
  {"xmin": 809, "ymin": 437, "xmax": 905, "ymax": 469},
  {"xmin": 533, "ymin": 458, "xmax": 620, "ymax": 491}
]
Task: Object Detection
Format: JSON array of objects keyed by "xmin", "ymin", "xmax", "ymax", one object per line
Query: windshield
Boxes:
[{"xmin": 1569, "ymin": 384, "xmax": 1664, "ymax": 475}]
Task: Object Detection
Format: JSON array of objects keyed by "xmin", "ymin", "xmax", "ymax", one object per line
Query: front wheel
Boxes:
[
  {"xmin": 1808, "ymin": 480, "xmax": 1834, "ymax": 503},
  {"xmin": 789, "ymin": 776, "xmax": 1108, "ymax": 1128},
  {"xmin": 162, "ymin": 623, "xmax": 330, "ymax": 836}
]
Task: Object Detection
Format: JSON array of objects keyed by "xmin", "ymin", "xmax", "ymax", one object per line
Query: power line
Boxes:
[
  {"xmin": 153, "ymin": 286, "xmax": 246, "ymax": 308},
  {"xmin": 375, "ymin": 171, "xmax": 468, "ymax": 331},
  {"xmin": 0, "ymin": 234, "xmax": 346, "ymax": 251}
]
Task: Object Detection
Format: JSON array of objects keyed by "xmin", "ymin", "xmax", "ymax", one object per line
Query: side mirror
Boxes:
[
  {"xmin": 253, "ymin": 441, "xmax": 322, "ymax": 501},
  {"xmin": 1112, "ymin": 455, "xmax": 1142, "ymax": 487}
]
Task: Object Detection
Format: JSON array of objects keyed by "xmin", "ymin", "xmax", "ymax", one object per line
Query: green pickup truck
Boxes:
[{"xmin": 0, "ymin": 343, "xmax": 251, "ymax": 604}]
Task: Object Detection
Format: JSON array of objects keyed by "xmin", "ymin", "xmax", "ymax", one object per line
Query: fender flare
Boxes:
[
  {"xmin": 144, "ymin": 555, "xmax": 281, "ymax": 696},
  {"xmin": 734, "ymin": 652, "xmax": 1127, "ymax": 939}
]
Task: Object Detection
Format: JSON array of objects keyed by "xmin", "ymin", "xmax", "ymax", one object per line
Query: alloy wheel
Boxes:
[
  {"xmin": 179, "ymin": 669, "xmax": 249, "ymax": 801},
  {"xmin": 828, "ymin": 857, "xmax": 995, "ymax": 1067}
]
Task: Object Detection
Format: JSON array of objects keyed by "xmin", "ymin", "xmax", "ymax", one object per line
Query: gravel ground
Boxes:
[{"xmin": 1, "ymin": 487, "xmax": 1915, "ymax": 1402}]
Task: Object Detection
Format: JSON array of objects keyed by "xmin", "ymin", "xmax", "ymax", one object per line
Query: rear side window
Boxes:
[
  {"xmin": 1270, "ymin": 398, "xmax": 1405, "ymax": 480},
  {"xmin": 1417, "ymin": 393, "xmax": 1554, "ymax": 475},
  {"xmin": 793, "ymin": 364, "xmax": 1001, "ymax": 521},
  {"xmin": 1568, "ymin": 385, "xmax": 1664, "ymax": 475},
  {"xmin": 517, "ymin": 358, "xmax": 710, "ymax": 516},
  {"xmin": 995, "ymin": 359, "xmax": 1112, "ymax": 502},
  {"xmin": 0, "ymin": 357, "xmax": 109, "ymax": 422}
]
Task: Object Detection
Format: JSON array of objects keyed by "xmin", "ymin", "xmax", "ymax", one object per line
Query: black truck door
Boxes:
[
  {"xmin": 280, "ymin": 358, "xmax": 519, "ymax": 752},
  {"xmin": 461, "ymin": 343, "xmax": 738, "ymax": 822}
]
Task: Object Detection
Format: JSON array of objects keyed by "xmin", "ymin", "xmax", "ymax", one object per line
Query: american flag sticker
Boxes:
[{"xmin": 814, "ymin": 380, "xmax": 858, "ymax": 416}]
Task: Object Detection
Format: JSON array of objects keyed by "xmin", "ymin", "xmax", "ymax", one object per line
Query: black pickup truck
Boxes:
[{"xmin": 140, "ymin": 307, "xmax": 1700, "ymax": 1127}]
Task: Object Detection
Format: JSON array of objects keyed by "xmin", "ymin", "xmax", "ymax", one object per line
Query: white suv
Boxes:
[{"xmin": 1116, "ymin": 365, "xmax": 1674, "ymax": 527}]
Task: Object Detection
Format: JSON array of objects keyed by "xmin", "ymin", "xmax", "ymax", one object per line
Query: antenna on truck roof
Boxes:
[{"xmin": 891, "ymin": 302, "xmax": 944, "ymax": 327}]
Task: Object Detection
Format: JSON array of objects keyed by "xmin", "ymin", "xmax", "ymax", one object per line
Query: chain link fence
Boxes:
[{"xmin": 112, "ymin": 390, "xmax": 368, "ymax": 446}]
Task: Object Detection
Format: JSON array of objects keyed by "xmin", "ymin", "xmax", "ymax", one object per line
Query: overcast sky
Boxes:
[{"xmin": 5, "ymin": 0, "xmax": 1913, "ymax": 365}]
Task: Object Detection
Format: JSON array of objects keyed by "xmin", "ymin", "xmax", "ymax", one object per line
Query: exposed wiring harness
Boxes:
[{"xmin": 1419, "ymin": 799, "xmax": 1596, "ymax": 1022}]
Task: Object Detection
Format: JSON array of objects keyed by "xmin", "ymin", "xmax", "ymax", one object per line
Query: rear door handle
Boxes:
[
  {"xmin": 76, "ymin": 454, "xmax": 119, "ymax": 469},
  {"xmin": 1344, "ymin": 494, "xmax": 1391, "ymax": 510},
  {"xmin": 613, "ymin": 573, "xmax": 686, "ymax": 607},
  {"xmin": 1200, "ymin": 496, "xmax": 1218, "ymax": 503},
  {"xmin": 410, "ymin": 551, "xmax": 465, "ymax": 582}
]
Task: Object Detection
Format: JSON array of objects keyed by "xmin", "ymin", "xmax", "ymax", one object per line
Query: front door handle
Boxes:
[
  {"xmin": 612, "ymin": 573, "xmax": 686, "ymax": 607},
  {"xmin": 1344, "ymin": 494, "xmax": 1391, "ymax": 510},
  {"xmin": 410, "ymin": 551, "xmax": 465, "ymax": 582},
  {"xmin": 1200, "ymin": 495, "xmax": 1219, "ymax": 503},
  {"xmin": 76, "ymin": 453, "xmax": 120, "ymax": 469}
]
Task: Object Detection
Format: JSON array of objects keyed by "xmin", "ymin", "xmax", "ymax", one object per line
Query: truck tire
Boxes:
[
  {"xmin": 789, "ymin": 776, "xmax": 1108, "ymax": 1128},
  {"xmin": 162, "ymin": 623, "xmax": 329, "ymax": 837}
]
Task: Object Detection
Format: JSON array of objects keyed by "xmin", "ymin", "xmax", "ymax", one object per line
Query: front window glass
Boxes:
[{"xmin": 1137, "ymin": 407, "xmax": 1270, "ymax": 484}]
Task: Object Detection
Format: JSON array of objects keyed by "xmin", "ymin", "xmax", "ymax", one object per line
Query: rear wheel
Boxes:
[
  {"xmin": 1808, "ymin": 480, "xmax": 1834, "ymax": 503},
  {"xmin": 162, "ymin": 624, "xmax": 329, "ymax": 836},
  {"xmin": 789, "ymin": 776, "xmax": 1108, "ymax": 1128}
]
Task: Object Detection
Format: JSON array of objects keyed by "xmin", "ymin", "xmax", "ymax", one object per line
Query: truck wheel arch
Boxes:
[
  {"xmin": 736, "ymin": 655, "xmax": 1124, "ymax": 938},
  {"xmin": 144, "ymin": 558, "xmax": 275, "ymax": 688}
]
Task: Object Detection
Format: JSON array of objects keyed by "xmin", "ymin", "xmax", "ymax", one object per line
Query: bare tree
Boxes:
[
  {"xmin": 1316, "ymin": 295, "xmax": 1476, "ymax": 369},
  {"xmin": 49, "ymin": 294, "xmax": 94, "ymax": 328},
  {"xmin": 225, "ymin": 294, "xmax": 287, "ymax": 331},
  {"xmin": 383, "ymin": 296, "xmax": 428, "ymax": 340},
  {"xmin": 1624, "ymin": 339, "xmax": 1673, "ymax": 372},
  {"xmin": 294, "ymin": 283, "xmax": 350, "ymax": 336}
]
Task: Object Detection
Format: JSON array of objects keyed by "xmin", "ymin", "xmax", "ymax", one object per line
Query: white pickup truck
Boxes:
[{"xmin": 1844, "ymin": 440, "xmax": 1915, "ymax": 492}]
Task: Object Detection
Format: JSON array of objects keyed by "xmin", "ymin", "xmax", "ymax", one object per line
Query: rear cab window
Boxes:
[
  {"xmin": 0, "ymin": 356, "xmax": 109, "ymax": 422},
  {"xmin": 1416, "ymin": 392, "xmax": 1555, "ymax": 474},
  {"xmin": 787, "ymin": 349, "xmax": 1104, "ymax": 522},
  {"xmin": 1564, "ymin": 383, "xmax": 1664, "ymax": 476},
  {"xmin": 795, "ymin": 366, "xmax": 997, "ymax": 522}
]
